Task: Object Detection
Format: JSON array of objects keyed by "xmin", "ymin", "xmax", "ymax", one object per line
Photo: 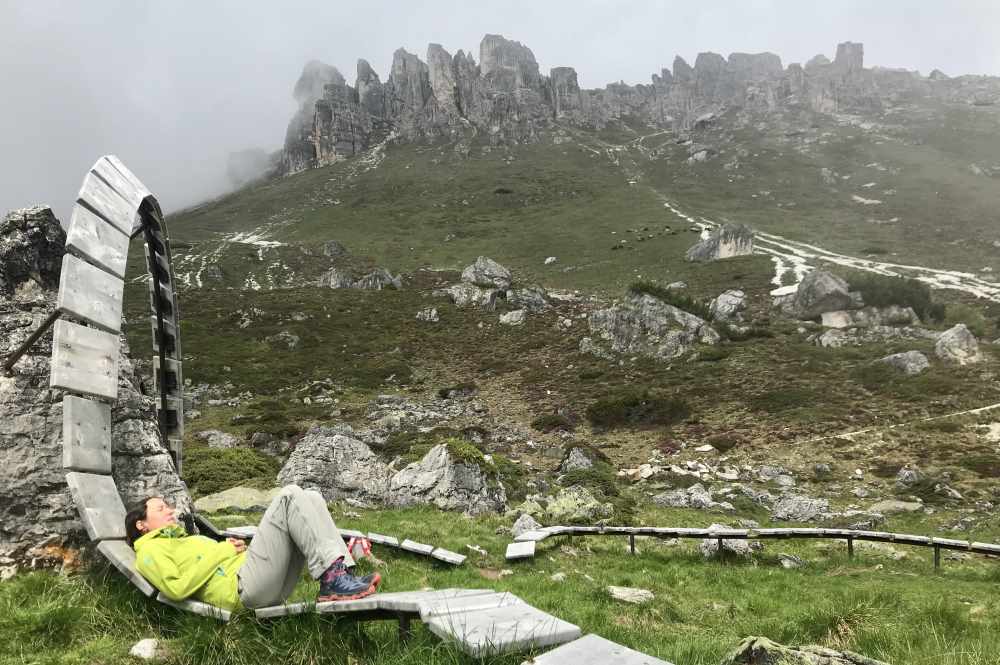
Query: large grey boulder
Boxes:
[
  {"xmin": 685, "ymin": 224, "xmax": 754, "ymax": 262},
  {"xmin": 720, "ymin": 636, "xmax": 890, "ymax": 665},
  {"xmin": 584, "ymin": 292, "xmax": 720, "ymax": 361},
  {"xmin": 435, "ymin": 282, "xmax": 501, "ymax": 309},
  {"xmin": 820, "ymin": 305, "xmax": 919, "ymax": 329},
  {"xmin": 545, "ymin": 485, "xmax": 613, "ymax": 524},
  {"xmin": 277, "ymin": 428, "xmax": 391, "ymax": 503},
  {"xmin": 877, "ymin": 350, "xmax": 930, "ymax": 375},
  {"xmin": 0, "ymin": 206, "xmax": 190, "ymax": 566},
  {"xmin": 652, "ymin": 483, "xmax": 734, "ymax": 511},
  {"xmin": 507, "ymin": 285, "xmax": 548, "ymax": 312},
  {"xmin": 790, "ymin": 270, "xmax": 860, "ymax": 319},
  {"xmin": 461, "ymin": 256, "xmax": 512, "ymax": 290},
  {"xmin": 353, "ymin": 267, "xmax": 402, "ymax": 290},
  {"xmin": 771, "ymin": 494, "xmax": 830, "ymax": 522},
  {"xmin": 559, "ymin": 448, "xmax": 594, "ymax": 474},
  {"xmin": 699, "ymin": 523, "xmax": 761, "ymax": 558},
  {"xmin": 935, "ymin": 323, "xmax": 982, "ymax": 365},
  {"xmin": 387, "ymin": 444, "xmax": 506, "ymax": 515},
  {"xmin": 709, "ymin": 289, "xmax": 746, "ymax": 322},
  {"xmin": 318, "ymin": 267, "xmax": 354, "ymax": 289}
]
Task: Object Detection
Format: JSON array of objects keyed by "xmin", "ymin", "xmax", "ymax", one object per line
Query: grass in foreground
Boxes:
[{"xmin": 3, "ymin": 504, "xmax": 1000, "ymax": 665}]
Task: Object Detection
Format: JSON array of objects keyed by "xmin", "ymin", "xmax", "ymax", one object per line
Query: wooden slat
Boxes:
[
  {"xmin": 426, "ymin": 603, "xmax": 581, "ymax": 656},
  {"xmin": 155, "ymin": 396, "xmax": 184, "ymax": 438},
  {"xmin": 514, "ymin": 530, "xmax": 550, "ymax": 542},
  {"xmin": 316, "ymin": 595, "xmax": 382, "ymax": 614},
  {"xmin": 147, "ymin": 279, "xmax": 175, "ymax": 318},
  {"xmin": 65, "ymin": 204, "xmax": 130, "ymax": 279},
  {"xmin": 376, "ymin": 589, "xmax": 494, "ymax": 613},
  {"xmin": 104, "ymin": 154, "xmax": 151, "ymax": 199},
  {"xmin": 156, "ymin": 593, "xmax": 231, "ymax": 622},
  {"xmin": 419, "ymin": 592, "xmax": 523, "ymax": 620},
  {"xmin": 430, "ymin": 548, "xmax": 467, "ymax": 566},
  {"xmin": 152, "ymin": 357, "xmax": 183, "ymax": 396},
  {"xmin": 150, "ymin": 316, "xmax": 178, "ymax": 355},
  {"xmin": 65, "ymin": 471, "xmax": 126, "ymax": 541},
  {"xmin": 505, "ymin": 541, "xmax": 536, "ymax": 560},
  {"xmin": 400, "ymin": 539, "xmax": 435, "ymax": 556},
  {"xmin": 62, "ymin": 395, "xmax": 112, "ymax": 473},
  {"xmin": 50, "ymin": 319, "xmax": 119, "ymax": 400},
  {"xmin": 92, "ymin": 157, "xmax": 149, "ymax": 210},
  {"xmin": 367, "ymin": 532, "xmax": 400, "ymax": 547},
  {"xmin": 144, "ymin": 248, "xmax": 172, "ymax": 286},
  {"xmin": 97, "ymin": 540, "xmax": 157, "ymax": 597},
  {"xmin": 255, "ymin": 602, "xmax": 314, "ymax": 619},
  {"xmin": 57, "ymin": 254, "xmax": 125, "ymax": 333},
  {"xmin": 339, "ymin": 528, "xmax": 365, "ymax": 540},
  {"xmin": 528, "ymin": 633, "xmax": 677, "ymax": 665},
  {"xmin": 76, "ymin": 172, "xmax": 135, "ymax": 235}
]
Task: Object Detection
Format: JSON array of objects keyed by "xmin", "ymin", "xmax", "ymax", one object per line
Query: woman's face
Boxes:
[{"xmin": 138, "ymin": 497, "xmax": 177, "ymax": 534}]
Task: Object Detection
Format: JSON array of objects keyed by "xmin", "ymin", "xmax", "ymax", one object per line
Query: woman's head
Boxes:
[{"xmin": 124, "ymin": 496, "xmax": 177, "ymax": 545}]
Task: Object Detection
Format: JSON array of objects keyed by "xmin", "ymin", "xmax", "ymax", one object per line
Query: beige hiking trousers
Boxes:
[{"xmin": 236, "ymin": 485, "xmax": 353, "ymax": 608}]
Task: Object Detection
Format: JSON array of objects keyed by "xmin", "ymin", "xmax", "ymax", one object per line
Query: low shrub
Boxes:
[
  {"xmin": 585, "ymin": 389, "xmax": 690, "ymax": 430},
  {"xmin": 705, "ymin": 432, "xmax": 744, "ymax": 452},
  {"xmin": 627, "ymin": 281, "xmax": 711, "ymax": 320},
  {"xmin": 943, "ymin": 303, "xmax": 990, "ymax": 338},
  {"xmin": 748, "ymin": 387, "xmax": 815, "ymax": 413},
  {"xmin": 846, "ymin": 273, "xmax": 945, "ymax": 323},
  {"xmin": 531, "ymin": 413, "xmax": 576, "ymax": 433},
  {"xmin": 696, "ymin": 346, "xmax": 729, "ymax": 362},
  {"xmin": 959, "ymin": 453, "xmax": 1000, "ymax": 478},
  {"xmin": 182, "ymin": 447, "xmax": 281, "ymax": 498}
]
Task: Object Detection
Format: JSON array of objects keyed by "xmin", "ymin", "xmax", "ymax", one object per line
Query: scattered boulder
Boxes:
[
  {"xmin": 499, "ymin": 309, "xmax": 526, "ymax": 326},
  {"xmin": 322, "ymin": 240, "xmax": 348, "ymax": 257},
  {"xmin": 788, "ymin": 270, "xmax": 860, "ymax": 319},
  {"xmin": 250, "ymin": 431, "xmax": 288, "ymax": 457},
  {"xmin": 195, "ymin": 430, "xmax": 241, "ymax": 449},
  {"xmin": 461, "ymin": 256, "xmax": 512, "ymax": 289},
  {"xmin": 317, "ymin": 267, "xmax": 354, "ymax": 288},
  {"xmin": 507, "ymin": 285, "xmax": 548, "ymax": 311},
  {"xmin": 512, "ymin": 513, "xmax": 542, "ymax": 538},
  {"xmin": 935, "ymin": 323, "xmax": 982, "ymax": 365},
  {"xmin": 436, "ymin": 282, "xmax": 501, "ymax": 309},
  {"xmin": 876, "ymin": 350, "xmax": 929, "ymax": 375},
  {"xmin": 699, "ymin": 524, "xmax": 761, "ymax": 558},
  {"xmin": 584, "ymin": 291, "xmax": 720, "ymax": 361},
  {"xmin": 606, "ymin": 585, "xmax": 654, "ymax": 604},
  {"xmin": 685, "ymin": 223, "xmax": 755, "ymax": 262},
  {"xmin": 416, "ymin": 307, "xmax": 439, "ymax": 322},
  {"xmin": 353, "ymin": 267, "xmax": 402, "ymax": 290},
  {"xmin": 820, "ymin": 305, "xmax": 919, "ymax": 329},
  {"xmin": 387, "ymin": 444, "xmax": 507, "ymax": 515},
  {"xmin": 709, "ymin": 289, "xmax": 746, "ymax": 322},
  {"xmin": 813, "ymin": 463, "xmax": 833, "ymax": 480},
  {"xmin": 771, "ymin": 494, "xmax": 829, "ymax": 522},
  {"xmin": 193, "ymin": 486, "xmax": 282, "ymax": 513},
  {"xmin": 720, "ymin": 636, "xmax": 890, "ymax": 665},
  {"xmin": 652, "ymin": 483, "xmax": 734, "ymax": 511},
  {"xmin": 895, "ymin": 465, "xmax": 922, "ymax": 489},
  {"xmin": 277, "ymin": 428, "xmax": 391, "ymax": 503},
  {"xmin": 545, "ymin": 485, "xmax": 613, "ymax": 523},
  {"xmin": 559, "ymin": 448, "xmax": 594, "ymax": 474}
]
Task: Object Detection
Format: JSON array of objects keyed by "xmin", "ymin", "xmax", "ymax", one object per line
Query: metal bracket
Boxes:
[{"xmin": 2, "ymin": 310, "xmax": 62, "ymax": 376}]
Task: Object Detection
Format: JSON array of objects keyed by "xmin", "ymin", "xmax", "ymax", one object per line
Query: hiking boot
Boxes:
[{"xmin": 317, "ymin": 560, "xmax": 381, "ymax": 602}]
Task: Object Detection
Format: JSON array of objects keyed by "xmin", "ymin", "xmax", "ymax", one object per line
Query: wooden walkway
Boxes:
[{"xmin": 506, "ymin": 525, "xmax": 1000, "ymax": 569}]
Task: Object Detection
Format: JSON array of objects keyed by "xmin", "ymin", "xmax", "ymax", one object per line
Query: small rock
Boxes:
[
  {"xmin": 895, "ymin": 465, "xmax": 922, "ymax": 488},
  {"xmin": 550, "ymin": 572, "xmax": 567, "ymax": 582},
  {"xmin": 869, "ymin": 499, "xmax": 922, "ymax": 514},
  {"xmin": 877, "ymin": 350, "xmax": 930, "ymax": 375},
  {"xmin": 544, "ymin": 256, "xmax": 558, "ymax": 265},
  {"xmin": 129, "ymin": 639, "xmax": 167, "ymax": 661},
  {"xmin": 694, "ymin": 444, "xmax": 716, "ymax": 453},
  {"xmin": 778, "ymin": 554, "xmax": 804, "ymax": 569},
  {"xmin": 935, "ymin": 323, "xmax": 982, "ymax": 365},
  {"xmin": 416, "ymin": 307, "xmax": 439, "ymax": 323},
  {"xmin": 607, "ymin": 585, "xmax": 655, "ymax": 604},
  {"xmin": 813, "ymin": 463, "xmax": 832, "ymax": 480},
  {"xmin": 499, "ymin": 309, "xmax": 526, "ymax": 326}
]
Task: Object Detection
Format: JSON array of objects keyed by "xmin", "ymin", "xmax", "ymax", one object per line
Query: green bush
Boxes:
[
  {"xmin": 696, "ymin": 346, "xmax": 729, "ymax": 362},
  {"xmin": 960, "ymin": 453, "xmax": 1000, "ymax": 478},
  {"xmin": 182, "ymin": 447, "xmax": 281, "ymax": 497},
  {"xmin": 846, "ymin": 273, "xmax": 945, "ymax": 323},
  {"xmin": 531, "ymin": 413, "xmax": 576, "ymax": 432},
  {"xmin": 705, "ymin": 432, "xmax": 744, "ymax": 452},
  {"xmin": 585, "ymin": 389, "xmax": 689, "ymax": 430},
  {"xmin": 943, "ymin": 303, "xmax": 989, "ymax": 338},
  {"xmin": 627, "ymin": 281, "xmax": 711, "ymax": 320}
]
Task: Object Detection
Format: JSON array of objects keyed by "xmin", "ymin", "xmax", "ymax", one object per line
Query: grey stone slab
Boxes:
[
  {"xmin": 65, "ymin": 203, "xmax": 130, "ymax": 279},
  {"xmin": 65, "ymin": 472, "xmax": 126, "ymax": 540},
  {"xmin": 77, "ymin": 171, "xmax": 136, "ymax": 235},
  {"xmin": 376, "ymin": 589, "xmax": 494, "ymax": 613},
  {"xmin": 62, "ymin": 395, "xmax": 112, "ymax": 474},
  {"xmin": 50, "ymin": 319, "xmax": 119, "ymax": 400},
  {"xmin": 526, "ymin": 633, "xmax": 676, "ymax": 665},
  {"xmin": 514, "ymin": 530, "xmax": 550, "ymax": 542},
  {"xmin": 430, "ymin": 548, "xmax": 467, "ymax": 566},
  {"xmin": 367, "ymin": 532, "xmax": 400, "ymax": 547},
  {"xmin": 419, "ymin": 591, "xmax": 524, "ymax": 620},
  {"xmin": 57, "ymin": 254, "xmax": 125, "ymax": 334},
  {"xmin": 92, "ymin": 156, "xmax": 149, "ymax": 210},
  {"xmin": 97, "ymin": 539, "xmax": 157, "ymax": 597},
  {"xmin": 427, "ymin": 603, "xmax": 581, "ymax": 656},
  {"xmin": 156, "ymin": 593, "xmax": 231, "ymax": 622},
  {"xmin": 400, "ymin": 539, "xmax": 435, "ymax": 556},
  {"xmin": 255, "ymin": 602, "xmax": 313, "ymax": 619},
  {"xmin": 339, "ymin": 528, "xmax": 365, "ymax": 540},
  {"xmin": 505, "ymin": 541, "xmax": 536, "ymax": 560}
]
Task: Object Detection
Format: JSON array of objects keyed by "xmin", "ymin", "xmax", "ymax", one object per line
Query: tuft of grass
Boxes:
[
  {"xmin": 628, "ymin": 281, "xmax": 712, "ymax": 320},
  {"xmin": 182, "ymin": 447, "xmax": 281, "ymax": 498},
  {"xmin": 585, "ymin": 388, "xmax": 690, "ymax": 430},
  {"xmin": 748, "ymin": 387, "xmax": 816, "ymax": 413},
  {"xmin": 531, "ymin": 413, "xmax": 576, "ymax": 433}
]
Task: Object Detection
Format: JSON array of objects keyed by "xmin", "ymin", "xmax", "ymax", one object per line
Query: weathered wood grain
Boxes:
[
  {"xmin": 65, "ymin": 472, "xmax": 126, "ymax": 540},
  {"xmin": 62, "ymin": 395, "xmax": 112, "ymax": 473},
  {"xmin": 97, "ymin": 540, "xmax": 157, "ymax": 597},
  {"xmin": 527, "ymin": 633, "xmax": 677, "ymax": 665},
  {"xmin": 65, "ymin": 203, "xmax": 130, "ymax": 278},
  {"xmin": 77, "ymin": 173, "xmax": 135, "ymax": 235},
  {"xmin": 57, "ymin": 254, "xmax": 125, "ymax": 333},
  {"xmin": 50, "ymin": 319, "xmax": 119, "ymax": 400},
  {"xmin": 426, "ymin": 603, "xmax": 581, "ymax": 656},
  {"xmin": 92, "ymin": 157, "xmax": 149, "ymax": 210},
  {"xmin": 156, "ymin": 593, "xmax": 231, "ymax": 622}
]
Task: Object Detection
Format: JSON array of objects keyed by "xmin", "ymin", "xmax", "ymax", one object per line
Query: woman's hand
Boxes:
[{"xmin": 226, "ymin": 537, "xmax": 247, "ymax": 553}]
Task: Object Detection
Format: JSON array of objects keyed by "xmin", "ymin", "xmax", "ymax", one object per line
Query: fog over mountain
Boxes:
[{"xmin": 1, "ymin": 0, "xmax": 998, "ymax": 220}]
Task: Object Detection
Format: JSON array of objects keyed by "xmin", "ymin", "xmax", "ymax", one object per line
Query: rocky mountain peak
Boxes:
[
  {"xmin": 293, "ymin": 60, "xmax": 345, "ymax": 107},
  {"xmin": 834, "ymin": 41, "xmax": 864, "ymax": 73},
  {"xmin": 479, "ymin": 33, "xmax": 542, "ymax": 91}
]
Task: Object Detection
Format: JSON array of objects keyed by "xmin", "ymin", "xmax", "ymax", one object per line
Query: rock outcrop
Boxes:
[
  {"xmin": 582, "ymin": 291, "xmax": 720, "ymax": 361},
  {"xmin": 877, "ymin": 350, "xmax": 930, "ymax": 375},
  {"xmin": 720, "ymin": 636, "xmax": 889, "ymax": 665},
  {"xmin": 787, "ymin": 270, "xmax": 861, "ymax": 320},
  {"xmin": 282, "ymin": 36, "xmax": 1000, "ymax": 173},
  {"xmin": 935, "ymin": 323, "xmax": 982, "ymax": 365},
  {"xmin": 1, "ymin": 207, "xmax": 190, "ymax": 568},
  {"xmin": 387, "ymin": 444, "xmax": 507, "ymax": 515},
  {"xmin": 276, "ymin": 428, "xmax": 392, "ymax": 503},
  {"xmin": 685, "ymin": 224, "xmax": 755, "ymax": 262}
]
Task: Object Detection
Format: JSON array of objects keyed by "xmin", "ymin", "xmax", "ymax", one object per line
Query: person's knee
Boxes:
[{"xmin": 279, "ymin": 484, "xmax": 305, "ymax": 499}]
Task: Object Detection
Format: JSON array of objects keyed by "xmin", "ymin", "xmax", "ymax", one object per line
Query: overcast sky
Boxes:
[{"xmin": 2, "ymin": 0, "xmax": 999, "ymax": 222}]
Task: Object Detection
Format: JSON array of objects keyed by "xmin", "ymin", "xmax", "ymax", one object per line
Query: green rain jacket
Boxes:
[{"xmin": 134, "ymin": 524, "xmax": 246, "ymax": 611}]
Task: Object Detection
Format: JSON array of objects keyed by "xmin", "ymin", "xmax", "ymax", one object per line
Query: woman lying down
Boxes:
[{"xmin": 126, "ymin": 485, "xmax": 381, "ymax": 611}]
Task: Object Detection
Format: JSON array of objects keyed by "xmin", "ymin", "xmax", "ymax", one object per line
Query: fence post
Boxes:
[
  {"xmin": 629, "ymin": 534, "xmax": 636, "ymax": 555},
  {"xmin": 847, "ymin": 536, "xmax": 854, "ymax": 559},
  {"xmin": 934, "ymin": 544, "xmax": 941, "ymax": 570}
]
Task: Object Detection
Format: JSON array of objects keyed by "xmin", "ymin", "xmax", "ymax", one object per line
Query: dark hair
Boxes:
[{"xmin": 124, "ymin": 496, "xmax": 160, "ymax": 547}]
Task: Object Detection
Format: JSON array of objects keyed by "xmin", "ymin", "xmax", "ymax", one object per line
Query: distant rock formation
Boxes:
[
  {"xmin": 685, "ymin": 224, "xmax": 755, "ymax": 262},
  {"xmin": 280, "ymin": 34, "xmax": 1000, "ymax": 174}
]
